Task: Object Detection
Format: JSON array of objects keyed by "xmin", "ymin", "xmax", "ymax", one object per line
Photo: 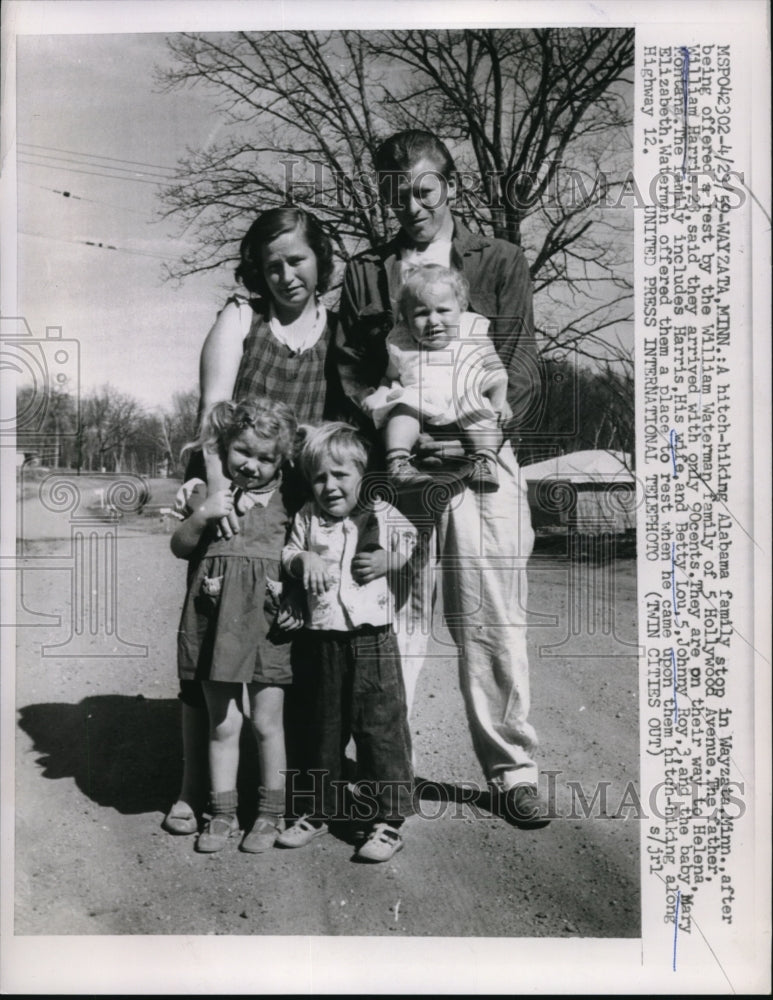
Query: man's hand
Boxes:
[
  {"xmin": 360, "ymin": 392, "xmax": 379, "ymax": 417},
  {"xmin": 497, "ymin": 399, "xmax": 513, "ymax": 423},
  {"xmin": 351, "ymin": 547, "xmax": 389, "ymax": 583},
  {"xmin": 414, "ymin": 432, "xmax": 465, "ymax": 462}
]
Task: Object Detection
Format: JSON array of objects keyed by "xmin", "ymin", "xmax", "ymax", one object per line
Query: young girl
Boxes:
[
  {"xmin": 360, "ymin": 263, "xmax": 509, "ymax": 492},
  {"xmin": 277, "ymin": 423, "xmax": 417, "ymax": 863},
  {"xmin": 163, "ymin": 207, "xmax": 345, "ymax": 838},
  {"xmin": 172, "ymin": 397, "xmax": 301, "ymax": 854}
]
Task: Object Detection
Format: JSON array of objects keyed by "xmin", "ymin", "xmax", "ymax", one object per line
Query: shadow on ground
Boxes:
[
  {"xmin": 18, "ymin": 696, "xmax": 527, "ymax": 831},
  {"xmin": 17, "ymin": 695, "xmax": 264, "ymax": 825},
  {"xmin": 18, "ymin": 695, "xmax": 187, "ymax": 815}
]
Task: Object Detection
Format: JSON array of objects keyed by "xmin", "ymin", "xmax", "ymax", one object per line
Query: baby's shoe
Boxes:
[
  {"xmin": 387, "ymin": 454, "xmax": 433, "ymax": 487},
  {"xmin": 354, "ymin": 822, "xmax": 404, "ymax": 863},
  {"xmin": 241, "ymin": 815, "xmax": 285, "ymax": 853},
  {"xmin": 469, "ymin": 453, "xmax": 499, "ymax": 493}
]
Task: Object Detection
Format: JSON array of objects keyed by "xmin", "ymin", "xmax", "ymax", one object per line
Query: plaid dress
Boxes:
[{"xmin": 232, "ymin": 298, "xmax": 345, "ymax": 425}]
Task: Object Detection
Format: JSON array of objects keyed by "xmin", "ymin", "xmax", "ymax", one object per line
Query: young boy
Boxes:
[{"xmin": 277, "ymin": 422, "xmax": 417, "ymax": 862}]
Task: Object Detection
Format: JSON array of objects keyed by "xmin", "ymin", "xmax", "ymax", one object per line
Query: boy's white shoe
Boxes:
[
  {"xmin": 355, "ymin": 822, "xmax": 404, "ymax": 863},
  {"xmin": 275, "ymin": 815, "xmax": 329, "ymax": 848}
]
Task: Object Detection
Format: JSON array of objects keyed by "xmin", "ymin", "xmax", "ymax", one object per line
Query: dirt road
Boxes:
[{"xmin": 13, "ymin": 486, "xmax": 640, "ymax": 939}]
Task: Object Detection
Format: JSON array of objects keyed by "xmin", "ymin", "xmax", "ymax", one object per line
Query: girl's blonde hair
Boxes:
[
  {"xmin": 296, "ymin": 421, "xmax": 369, "ymax": 486},
  {"xmin": 398, "ymin": 263, "xmax": 469, "ymax": 323},
  {"xmin": 182, "ymin": 397, "xmax": 297, "ymax": 464}
]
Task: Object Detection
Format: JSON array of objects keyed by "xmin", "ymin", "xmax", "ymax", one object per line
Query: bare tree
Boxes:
[
  {"xmin": 370, "ymin": 28, "xmax": 635, "ymax": 363},
  {"xmin": 157, "ymin": 27, "xmax": 633, "ymax": 362},
  {"xmin": 80, "ymin": 387, "xmax": 144, "ymax": 473},
  {"xmin": 16, "ymin": 386, "xmax": 203, "ymax": 476},
  {"xmin": 593, "ymin": 358, "xmax": 635, "ymax": 467},
  {"xmin": 157, "ymin": 31, "xmax": 391, "ymax": 277},
  {"xmin": 165, "ymin": 389, "xmax": 200, "ymax": 474}
]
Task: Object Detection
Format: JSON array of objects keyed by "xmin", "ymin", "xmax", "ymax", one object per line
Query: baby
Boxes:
[{"xmin": 362, "ymin": 263, "xmax": 508, "ymax": 492}]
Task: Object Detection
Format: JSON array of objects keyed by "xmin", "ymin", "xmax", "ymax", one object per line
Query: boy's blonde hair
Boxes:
[
  {"xmin": 398, "ymin": 263, "xmax": 469, "ymax": 323},
  {"xmin": 296, "ymin": 422, "xmax": 369, "ymax": 485}
]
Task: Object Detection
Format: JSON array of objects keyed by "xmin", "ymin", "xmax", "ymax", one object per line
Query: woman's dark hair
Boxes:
[
  {"xmin": 373, "ymin": 130, "xmax": 456, "ymax": 181},
  {"xmin": 234, "ymin": 206, "xmax": 334, "ymax": 299}
]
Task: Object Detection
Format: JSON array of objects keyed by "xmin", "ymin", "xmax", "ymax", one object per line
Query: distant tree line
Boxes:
[
  {"xmin": 15, "ymin": 385, "xmax": 199, "ymax": 477},
  {"xmin": 17, "ymin": 361, "xmax": 633, "ymax": 477}
]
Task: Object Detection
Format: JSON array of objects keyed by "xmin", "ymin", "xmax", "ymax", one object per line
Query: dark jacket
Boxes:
[{"xmin": 336, "ymin": 221, "xmax": 541, "ymax": 444}]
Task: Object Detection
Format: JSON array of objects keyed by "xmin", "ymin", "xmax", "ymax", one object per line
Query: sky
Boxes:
[
  {"xmin": 7, "ymin": 9, "xmax": 634, "ymax": 417},
  {"xmin": 14, "ymin": 31, "xmax": 235, "ymax": 412}
]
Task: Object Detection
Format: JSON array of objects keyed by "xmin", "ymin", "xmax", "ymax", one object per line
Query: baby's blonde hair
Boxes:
[{"xmin": 398, "ymin": 263, "xmax": 469, "ymax": 323}]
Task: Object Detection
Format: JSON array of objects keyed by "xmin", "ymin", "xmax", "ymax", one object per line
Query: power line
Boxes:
[
  {"xmin": 18, "ymin": 158, "xmax": 171, "ymax": 187},
  {"xmin": 18, "ymin": 179, "xmax": 151, "ymax": 216},
  {"xmin": 18, "ymin": 141, "xmax": 178, "ymax": 175},
  {"xmin": 19, "ymin": 149, "xmax": 174, "ymax": 182},
  {"xmin": 19, "ymin": 228, "xmax": 171, "ymax": 260}
]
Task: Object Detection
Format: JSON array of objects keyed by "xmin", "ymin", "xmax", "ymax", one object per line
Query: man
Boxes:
[
  {"xmin": 335, "ymin": 129, "xmax": 550, "ymax": 828},
  {"xmin": 338, "ymin": 129, "xmax": 542, "ymax": 453}
]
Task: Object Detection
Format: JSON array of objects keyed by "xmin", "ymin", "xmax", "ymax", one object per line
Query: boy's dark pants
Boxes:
[{"xmin": 289, "ymin": 626, "xmax": 414, "ymax": 826}]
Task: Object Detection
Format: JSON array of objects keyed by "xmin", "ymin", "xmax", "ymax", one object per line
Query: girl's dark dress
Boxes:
[{"xmin": 177, "ymin": 482, "xmax": 293, "ymax": 686}]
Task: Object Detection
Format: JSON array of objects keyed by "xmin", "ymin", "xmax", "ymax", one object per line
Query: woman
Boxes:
[
  {"xmin": 163, "ymin": 206, "xmax": 344, "ymax": 835},
  {"xmin": 336, "ymin": 130, "xmax": 549, "ymax": 828},
  {"xmin": 200, "ymin": 206, "xmax": 344, "ymax": 494}
]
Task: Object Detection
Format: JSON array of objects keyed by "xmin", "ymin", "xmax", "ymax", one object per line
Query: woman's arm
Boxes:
[
  {"xmin": 199, "ymin": 299, "xmax": 250, "ymax": 534},
  {"xmin": 199, "ymin": 299, "xmax": 249, "ymax": 417}
]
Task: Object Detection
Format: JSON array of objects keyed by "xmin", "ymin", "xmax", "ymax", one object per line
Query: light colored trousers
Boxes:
[{"xmin": 394, "ymin": 442, "xmax": 538, "ymax": 789}]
